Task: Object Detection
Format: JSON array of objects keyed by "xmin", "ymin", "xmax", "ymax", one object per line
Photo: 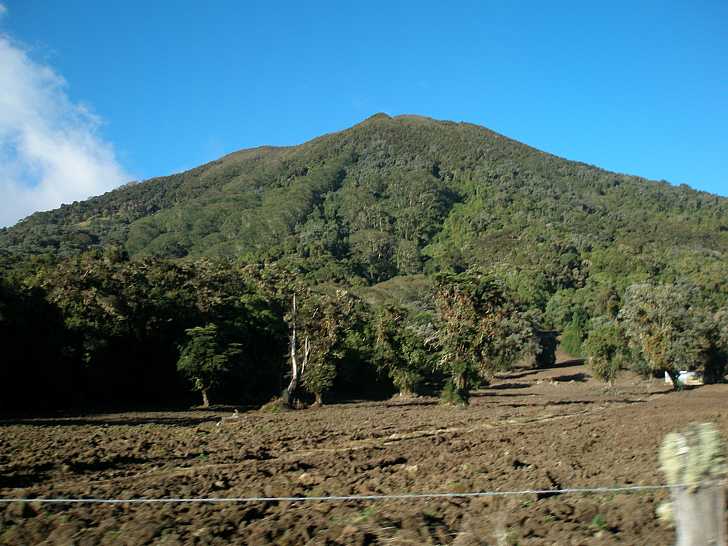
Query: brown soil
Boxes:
[{"xmin": 1, "ymin": 363, "xmax": 726, "ymax": 545}]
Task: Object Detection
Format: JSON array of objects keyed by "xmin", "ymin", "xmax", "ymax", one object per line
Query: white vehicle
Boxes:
[{"xmin": 664, "ymin": 371, "xmax": 703, "ymax": 386}]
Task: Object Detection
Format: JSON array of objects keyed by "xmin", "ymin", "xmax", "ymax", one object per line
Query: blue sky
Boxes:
[{"xmin": 0, "ymin": 0, "xmax": 726, "ymax": 226}]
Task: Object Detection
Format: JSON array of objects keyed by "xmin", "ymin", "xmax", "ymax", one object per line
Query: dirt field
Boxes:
[{"xmin": 1, "ymin": 362, "xmax": 727, "ymax": 545}]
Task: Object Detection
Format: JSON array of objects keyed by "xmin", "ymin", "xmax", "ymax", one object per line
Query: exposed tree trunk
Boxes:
[
  {"xmin": 201, "ymin": 388, "xmax": 210, "ymax": 408},
  {"xmin": 302, "ymin": 335, "xmax": 311, "ymax": 377},
  {"xmin": 314, "ymin": 392, "xmax": 323, "ymax": 405},
  {"xmin": 454, "ymin": 371, "xmax": 470, "ymax": 405},
  {"xmin": 283, "ymin": 293, "xmax": 314, "ymax": 409},
  {"xmin": 284, "ymin": 294, "xmax": 300, "ymax": 409}
]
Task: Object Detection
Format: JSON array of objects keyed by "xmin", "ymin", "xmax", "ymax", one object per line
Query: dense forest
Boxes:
[{"xmin": 1, "ymin": 114, "xmax": 727, "ymax": 410}]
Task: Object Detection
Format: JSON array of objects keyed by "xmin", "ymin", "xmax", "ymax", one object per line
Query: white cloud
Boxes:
[
  {"xmin": 0, "ymin": 5, "xmax": 6, "ymax": 18},
  {"xmin": 0, "ymin": 35, "xmax": 131, "ymax": 227}
]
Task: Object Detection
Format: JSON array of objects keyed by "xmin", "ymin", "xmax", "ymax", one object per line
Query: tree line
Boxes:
[
  {"xmin": 0, "ymin": 250, "xmax": 545, "ymax": 410},
  {"xmin": 1, "ymin": 248, "xmax": 725, "ymax": 412}
]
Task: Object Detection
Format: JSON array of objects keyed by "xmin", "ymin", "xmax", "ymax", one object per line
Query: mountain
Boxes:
[
  {"xmin": 2, "ymin": 113, "xmax": 727, "ymax": 293},
  {"xmin": 2, "ymin": 113, "xmax": 728, "ymax": 410}
]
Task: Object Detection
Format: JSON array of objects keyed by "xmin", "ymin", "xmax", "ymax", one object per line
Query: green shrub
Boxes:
[
  {"xmin": 440, "ymin": 380, "xmax": 468, "ymax": 406},
  {"xmin": 561, "ymin": 312, "xmax": 587, "ymax": 358},
  {"xmin": 583, "ymin": 317, "xmax": 628, "ymax": 385}
]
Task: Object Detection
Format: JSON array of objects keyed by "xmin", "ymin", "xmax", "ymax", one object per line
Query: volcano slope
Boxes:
[
  {"xmin": 2, "ymin": 363, "xmax": 727, "ymax": 545},
  {"xmin": 2, "ymin": 113, "xmax": 727, "ymax": 295}
]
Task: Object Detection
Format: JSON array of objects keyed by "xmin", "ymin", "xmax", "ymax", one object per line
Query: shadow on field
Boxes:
[
  {"xmin": 0, "ymin": 473, "xmax": 43, "ymax": 489},
  {"xmin": 502, "ymin": 398, "xmax": 648, "ymax": 409},
  {"xmin": 495, "ymin": 369, "xmax": 541, "ymax": 380},
  {"xmin": 489, "ymin": 382, "xmax": 531, "ymax": 390},
  {"xmin": 497, "ymin": 359, "xmax": 587, "ymax": 380},
  {"xmin": 383, "ymin": 400, "xmax": 439, "ymax": 408},
  {"xmin": 557, "ymin": 358, "xmax": 588, "ymax": 366},
  {"xmin": 0, "ymin": 414, "xmax": 221, "ymax": 428},
  {"xmin": 472, "ymin": 392, "xmax": 541, "ymax": 398},
  {"xmin": 334, "ymin": 398, "xmax": 440, "ymax": 409},
  {"xmin": 551, "ymin": 373, "xmax": 589, "ymax": 382}
]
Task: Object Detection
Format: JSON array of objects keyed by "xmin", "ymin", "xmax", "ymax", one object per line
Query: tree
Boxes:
[
  {"xmin": 531, "ymin": 328, "xmax": 558, "ymax": 369},
  {"xmin": 704, "ymin": 307, "xmax": 728, "ymax": 383},
  {"xmin": 0, "ymin": 273, "xmax": 73, "ymax": 409},
  {"xmin": 582, "ymin": 317, "xmax": 629, "ymax": 385},
  {"xmin": 619, "ymin": 283, "xmax": 711, "ymax": 389},
  {"xmin": 283, "ymin": 292, "xmax": 309, "ymax": 408},
  {"xmin": 433, "ymin": 271, "xmax": 535, "ymax": 404},
  {"xmin": 280, "ymin": 284, "xmax": 366, "ymax": 407},
  {"xmin": 349, "ymin": 229, "xmax": 396, "ymax": 283},
  {"xmin": 712, "ymin": 308, "xmax": 728, "ymax": 353},
  {"xmin": 35, "ymin": 253, "xmax": 280, "ymax": 406},
  {"xmin": 372, "ymin": 305, "xmax": 431, "ymax": 396},
  {"xmin": 302, "ymin": 289, "xmax": 364, "ymax": 405},
  {"xmin": 177, "ymin": 324, "xmax": 242, "ymax": 407},
  {"xmin": 560, "ymin": 307, "xmax": 589, "ymax": 357}
]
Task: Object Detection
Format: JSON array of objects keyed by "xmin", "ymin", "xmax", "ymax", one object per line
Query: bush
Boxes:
[
  {"xmin": 433, "ymin": 271, "xmax": 536, "ymax": 403},
  {"xmin": 561, "ymin": 321, "xmax": 585, "ymax": 357},
  {"xmin": 534, "ymin": 330, "xmax": 558, "ymax": 368},
  {"xmin": 583, "ymin": 317, "xmax": 629, "ymax": 385},
  {"xmin": 440, "ymin": 380, "xmax": 468, "ymax": 406},
  {"xmin": 619, "ymin": 283, "xmax": 712, "ymax": 389}
]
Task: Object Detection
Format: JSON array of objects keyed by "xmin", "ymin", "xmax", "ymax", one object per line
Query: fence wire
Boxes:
[{"xmin": 0, "ymin": 483, "xmax": 690, "ymax": 504}]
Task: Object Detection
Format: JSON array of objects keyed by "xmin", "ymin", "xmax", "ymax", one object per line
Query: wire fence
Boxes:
[
  {"xmin": 3, "ymin": 425, "xmax": 724, "ymax": 543},
  {"xmin": 0, "ymin": 482, "xmax": 688, "ymax": 504}
]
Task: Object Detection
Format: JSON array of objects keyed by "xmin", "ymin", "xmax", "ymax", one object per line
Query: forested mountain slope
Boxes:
[
  {"xmin": 2, "ymin": 113, "xmax": 727, "ymax": 292},
  {"xmin": 3, "ymin": 114, "xmax": 728, "ymax": 410}
]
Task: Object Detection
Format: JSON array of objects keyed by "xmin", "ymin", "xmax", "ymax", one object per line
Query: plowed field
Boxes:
[{"xmin": 2, "ymin": 363, "xmax": 727, "ymax": 545}]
